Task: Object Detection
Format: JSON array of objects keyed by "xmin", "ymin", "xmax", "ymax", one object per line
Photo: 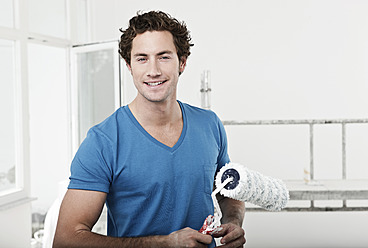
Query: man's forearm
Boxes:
[
  {"xmin": 53, "ymin": 226, "xmax": 213, "ymax": 248},
  {"xmin": 217, "ymin": 195, "xmax": 245, "ymax": 226},
  {"xmin": 53, "ymin": 230, "xmax": 171, "ymax": 248}
]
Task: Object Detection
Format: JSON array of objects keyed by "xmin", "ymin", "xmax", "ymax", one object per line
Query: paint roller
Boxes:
[
  {"xmin": 215, "ymin": 162, "xmax": 289, "ymax": 211},
  {"xmin": 199, "ymin": 162, "xmax": 289, "ymax": 234}
]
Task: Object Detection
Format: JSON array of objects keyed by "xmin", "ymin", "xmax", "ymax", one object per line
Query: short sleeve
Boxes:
[{"xmin": 68, "ymin": 128, "xmax": 114, "ymax": 193}]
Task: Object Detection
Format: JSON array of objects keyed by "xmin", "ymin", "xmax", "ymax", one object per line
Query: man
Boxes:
[{"xmin": 53, "ymin": 11, "xmax": 245, "ymax": 248}]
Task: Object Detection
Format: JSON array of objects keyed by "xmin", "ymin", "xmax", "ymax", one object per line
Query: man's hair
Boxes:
[{"xmin": 119, "ymin": 11, "xmax": 193, "ymax": 65}]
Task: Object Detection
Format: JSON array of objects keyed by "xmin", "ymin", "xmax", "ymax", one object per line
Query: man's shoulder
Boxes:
[
  {"xmin": 180, "ymin": 101, "xmax": 218, "ymax": 120},
  {"xmin": 88, "ymin": 106, "xmax": 129, "ymax": 137}
]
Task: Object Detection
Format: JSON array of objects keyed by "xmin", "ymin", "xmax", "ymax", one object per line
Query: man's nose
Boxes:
[{"xmin": 147, "ymin": 60, "xmax": 161, "ymax": 77}]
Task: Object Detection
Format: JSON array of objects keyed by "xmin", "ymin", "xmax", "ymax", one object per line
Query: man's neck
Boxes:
[
  {"xmin": 128, "ymin": 97, "xmax": 182, "ymax": 128},
  {"xmin": 128, "ymin": 98, "xmax": 183, "ymax": 148}
]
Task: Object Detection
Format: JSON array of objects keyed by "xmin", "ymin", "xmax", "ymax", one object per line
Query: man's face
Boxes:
[{"xmin": 128, "ymin": 31, "xmax": 186, "ymax": 104}]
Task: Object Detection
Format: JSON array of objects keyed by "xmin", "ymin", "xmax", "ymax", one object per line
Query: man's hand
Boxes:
[
  {"xmin": 168, "ymin": 227, "xmax": 213, "ymax": 248},
  {"xmin": 212, "ymin": 223, "xmax": 246, "ymax": 248}
]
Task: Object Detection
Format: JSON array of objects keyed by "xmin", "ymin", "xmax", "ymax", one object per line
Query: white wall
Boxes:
[
  {"xmin": 86, "ymin": 0, "xmax": 368, "ymax": 116},
  {"xmin": 0, "ymin": 203, "xmax": 32, "ymax": 248},
  {"xmin": 83, "ymin": 1, "xmax": 368, "ymax": 247},
  {"xmin": 245, "ymin": 211, "xmax": 368, "ymax": 248}
]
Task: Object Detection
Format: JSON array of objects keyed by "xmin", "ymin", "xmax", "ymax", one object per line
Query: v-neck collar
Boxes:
[{"xmin": 124, "ymin": 100, "xmax": 187, "ymax": 152}]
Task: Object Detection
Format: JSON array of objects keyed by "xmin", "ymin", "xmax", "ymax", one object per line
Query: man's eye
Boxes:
[
  {"xmin": 137, "ymin": 58, "xmax": 147, "ymax": 62},
  {"xmin": 160, "ymin": 56, "xmax": 170, "ymax": 60}
]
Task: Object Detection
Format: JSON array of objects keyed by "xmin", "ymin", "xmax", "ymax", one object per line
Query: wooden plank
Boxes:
[
  {"xmin": 245, "ymin": 206, "xmax": 368, "ymax": 212},
  {"xmin": 285, "ymin": 180, "xmax": 368, "ymax": 200},
  {"xmin": 222, "ymin": 119, "xmax": 368, "ymax": 125}
]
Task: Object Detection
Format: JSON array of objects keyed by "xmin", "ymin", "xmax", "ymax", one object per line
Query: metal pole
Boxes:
[
  {"xmin": 309, "ymin": 124, "xmax": 315, "ymax": 209},
  {"xmin": 342, "ymin": 123, "xmax": 347, "ymax": 179},
  {"xmin": 342, "ymin": 123, "xmax": 347, "ymax": 208},
  {"xmin": 200, "ymin": 70, "xmax": 211, "ymax": 109},
  {"xmin": 309, "ymin": 124, "xmax": 314, "ymax": 181}
]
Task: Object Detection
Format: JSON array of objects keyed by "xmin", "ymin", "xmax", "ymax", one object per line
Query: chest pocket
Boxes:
[{"xmin": 203, "ymin": 163, "xmax": 217, "ymax": 195}]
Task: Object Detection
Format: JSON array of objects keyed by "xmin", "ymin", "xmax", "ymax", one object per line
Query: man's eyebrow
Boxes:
[
  {"xmin": 157, "ymin": 50, "xmax": 174, "ymax": 56},
  {"xmin": 133, "ymin": 51, "xmax": 174, "ymax": 57},
  {"xmin": 133, "ymin": 53, "xmax": 147, "ymax": 57}
]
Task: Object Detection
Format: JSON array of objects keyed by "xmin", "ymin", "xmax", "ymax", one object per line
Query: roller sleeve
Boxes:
[{"xmin": 215, "ymin": 163, "xmax": 289, "ymax": 211}]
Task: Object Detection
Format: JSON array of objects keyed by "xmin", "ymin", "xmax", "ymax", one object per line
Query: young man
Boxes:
[{"xmin": 53, "ymin": 11, "xmax": 245, "ymax": 248}]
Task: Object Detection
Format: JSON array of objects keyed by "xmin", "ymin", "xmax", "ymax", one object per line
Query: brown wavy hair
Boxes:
[{"xmin": 119, "ymin": 11, "xmax": 193, "ymax": 65}]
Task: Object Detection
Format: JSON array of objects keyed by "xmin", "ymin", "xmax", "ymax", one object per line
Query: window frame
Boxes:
[
  {"xmin": 0, "ymin": 36, "xmax": 30, "ymax": 208},
  {"xmin": 70, "ymin": 41, "xmax": 121, "ymax": 155},
  {"xmin": 0, "ymin": 0, "xmax": 72, "ymax": 209}
]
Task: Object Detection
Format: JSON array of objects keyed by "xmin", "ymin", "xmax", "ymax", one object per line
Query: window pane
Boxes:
[
  {"xmin": 28, "ymin": 43, "xmax": 70, "ymax": 210},
  {"xmin": 0, "ymin": 0, "xmax": 14, "ymax": 28},
  {"xmin": 29, "ymin": 0, "xmax": 67, "ymax": 38},
  {"xmin": 77, "ymin": 49, "xmax": 116, "ymax": 143},
  {"xmin": 0, "ymin": 39, "xmax": 16, "ymax": 192}
]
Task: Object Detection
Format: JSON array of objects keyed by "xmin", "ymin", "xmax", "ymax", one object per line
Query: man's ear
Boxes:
[{"xmin": 179, "ymin": 57, "xmax": 187, "ymax": 75}]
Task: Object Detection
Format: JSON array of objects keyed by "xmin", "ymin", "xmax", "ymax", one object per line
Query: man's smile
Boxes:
[{"xmin": 144, "ymin": 80, "xmax": 167, "ymax": 86}]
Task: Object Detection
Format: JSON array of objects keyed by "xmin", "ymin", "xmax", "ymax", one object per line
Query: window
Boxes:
[
  {"xmin": 0, "ymin": 0, "xmax": 14, "ymax": 28},
  {"xmin": 0, "ymin": 39, "xmax": 17, "ymax": 194},
  {"xmin": 28, "ymin": 43, "xmax": 70, "ymax": 210},
  {"xmin": 0, "ymin": 37, "xmax": 29, "ymax": 208},
  {"xmin": 29, "ymin": 0, "xmax": 68, "ymax": 39},
  {"xmin": 0, "ymin": 0, "xmax": 70, "ymax": 208},
  {"xmin": 71, "ymin": 42, "xmax": 121, "ymax": 152}
]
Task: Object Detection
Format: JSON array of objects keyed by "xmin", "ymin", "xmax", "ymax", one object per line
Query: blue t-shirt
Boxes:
[{"xmin": 69, "ymin": 101, "xmax": 230, "ymax": 246}]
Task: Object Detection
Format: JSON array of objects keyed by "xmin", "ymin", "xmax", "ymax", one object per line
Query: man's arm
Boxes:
[
  {"xmin": 213, "ymin": 194, "xmax": 246, "ymax": 247},
  {"xmin": 53, "ymin": 189, "xmax": 212, "ymax": 248}
]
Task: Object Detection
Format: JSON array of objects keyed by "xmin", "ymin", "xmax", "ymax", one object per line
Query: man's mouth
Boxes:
[{"xmin": 145, "ymin": 80, "xmax": 166, "ymax": 86}]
